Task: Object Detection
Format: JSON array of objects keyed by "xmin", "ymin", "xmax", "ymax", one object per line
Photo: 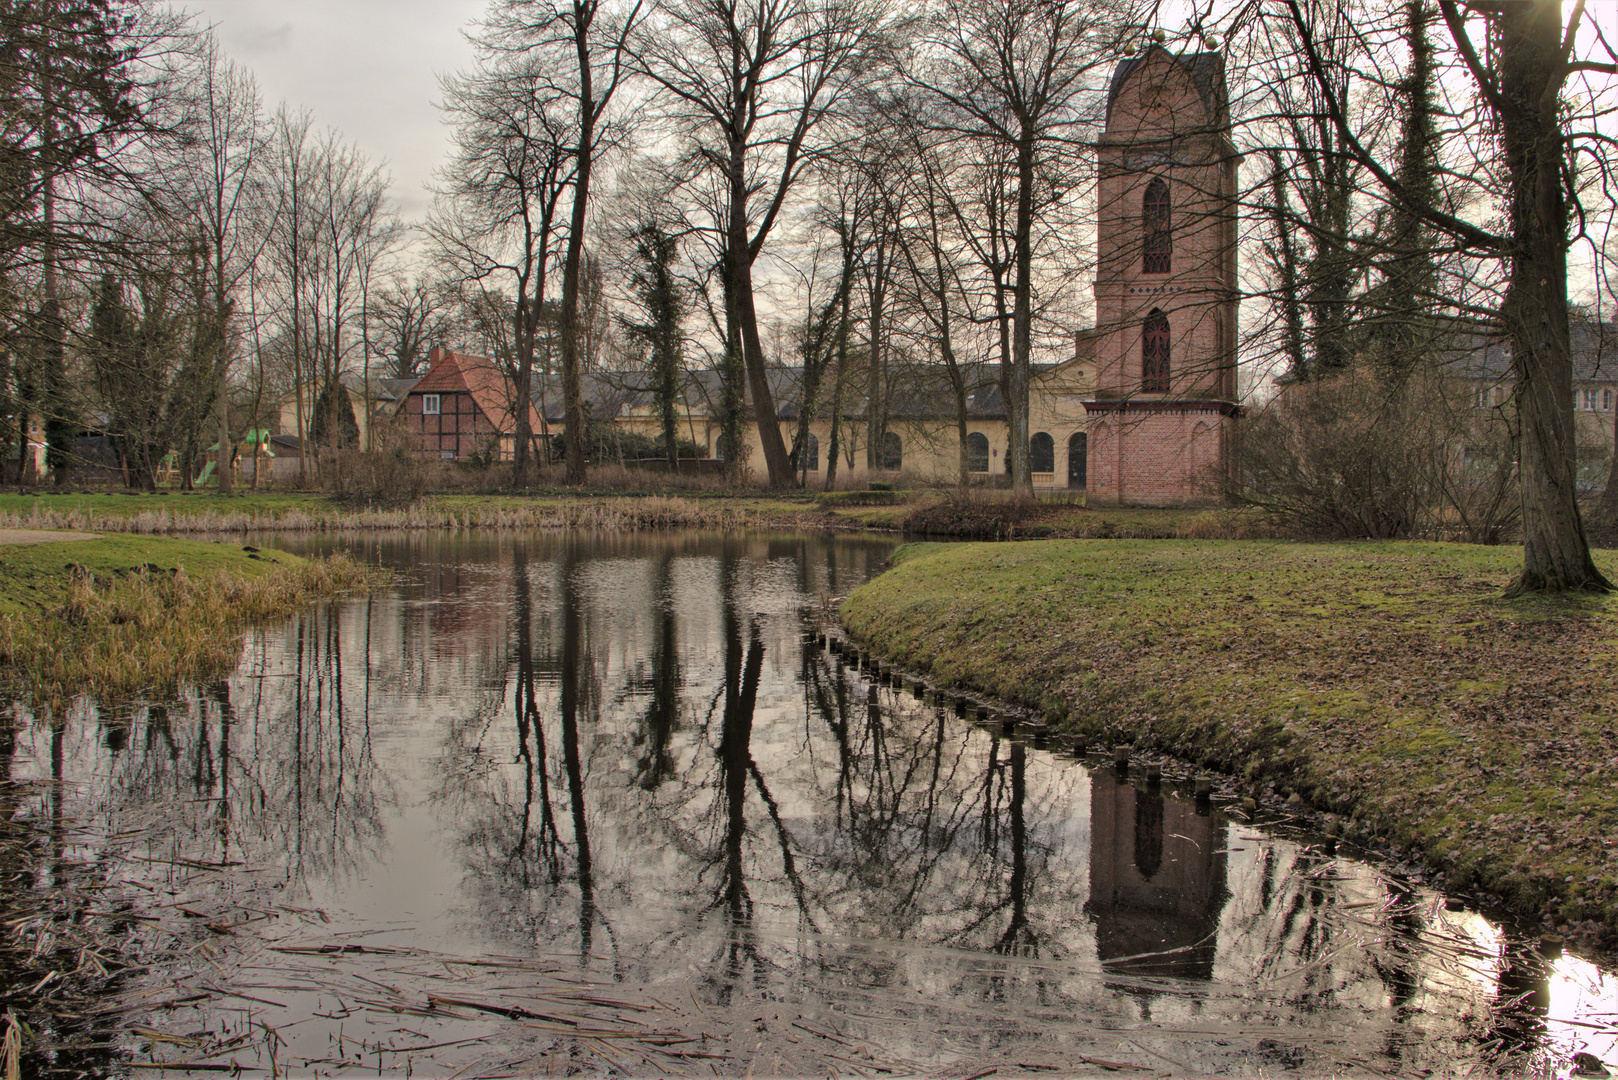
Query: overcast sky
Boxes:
[{"xmin": 178, "ymin": 0, "xmax": 488, "ymax": 228}]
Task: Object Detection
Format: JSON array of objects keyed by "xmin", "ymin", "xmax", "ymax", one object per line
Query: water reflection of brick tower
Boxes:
[
  {"xmin": 1086, "ymin": 771, "xmax": 1227, "ymax": 978},
  {"xmin": 1084, "ymin": 45, "xmax": 1240, "ymax": 505}
]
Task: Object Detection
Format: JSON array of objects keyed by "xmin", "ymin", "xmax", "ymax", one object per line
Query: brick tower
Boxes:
[{"xmin": 1084, "ymin": 45, "xmax": 1240, "ymax": 504}]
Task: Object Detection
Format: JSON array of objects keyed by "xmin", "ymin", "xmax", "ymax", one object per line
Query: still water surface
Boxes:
[{"xmin": 7, "ymin": 530, "xmax": 1618, "ymax": 1077}]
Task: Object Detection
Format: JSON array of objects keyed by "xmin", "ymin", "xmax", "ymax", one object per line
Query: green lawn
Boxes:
[{"xmin": 842, "ymin": 538, "xmax": 1618, "ymax": 935}]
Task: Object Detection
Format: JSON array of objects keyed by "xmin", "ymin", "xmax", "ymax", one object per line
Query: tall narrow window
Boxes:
[
  {"xmin": 1143, "ymin": 178, "xmax": 1171, "ymax": 274},
  {"xmin": 1067, "ymin": 432, "xmax": 1087, "ymax": 489},
  {"xmin": 1142, "ymin": 310, "xmax": 1171, "ymax": 393}
]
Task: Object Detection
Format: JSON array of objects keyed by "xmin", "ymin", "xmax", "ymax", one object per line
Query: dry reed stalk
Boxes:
[
  {"xmin": 0, "ymin": 494, "xmax": 803, "ymax": 537},
  {"xmin": 2, "ymin": 1012, "xmax": 19, "ymax": 1080}
]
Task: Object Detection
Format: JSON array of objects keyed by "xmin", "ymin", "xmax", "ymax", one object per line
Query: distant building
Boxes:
[
  {"xmin": 400, "ymin": 348, "xmax": 543, "ymax": 461},
  {"xmin": 1084, "ymin": 45, "xmax": 1241, "ymax": 505},
  {"xmin": 392, "ymin": 346, "xmax": 1096, "ymax": 485},
  {"xmin": 351, "ymin": 46, "xmax": 1249, "ymax": 498},
  {"xmin": 1457, "ymin": 319, "xmax": 1618, "ymax": 488}
]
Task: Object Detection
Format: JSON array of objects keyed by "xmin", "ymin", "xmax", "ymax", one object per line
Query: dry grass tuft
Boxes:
[{"xmin": 0, "ymin": 556, "xmax": 378, "ymax": 706}]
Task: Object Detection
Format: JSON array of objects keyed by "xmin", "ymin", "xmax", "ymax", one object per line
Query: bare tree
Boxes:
[
  {"xmin": 265, "ymin": 107, "xmax": 316, "ymax": 482},
  {"xmin": 262, "ymin": 110, "xmax": 396, "ymax": 482},
  {"xmin": 890, "ymin": 118, "xmax": 992, "ymax": 486},
  {"xmin": 483, "ymin": 0, "xmax": 646, "ymax": 485},
  {"xmin": 1276, "ymin": 0, "xmax": 1618, "ymax": 593},
  {"xmin": 180, "ymin": 33, "xmax": 267, "ymax": 493},
  {"xmin": 431, "ymin": 50, "xmax": 575, "ymax": 483},
  {"xmin": 905, "ymin": 0, "xmax": 1137, "ymax": 493},
  {"xmin": 635, "ymin": 0, "xmax": 894, "ymax": 487},
  {"xmin": 368, "ymin": 276, "xmax": 454, "ymax": 380}
]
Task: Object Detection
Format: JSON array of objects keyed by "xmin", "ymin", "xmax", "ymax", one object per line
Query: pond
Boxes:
[{"xmin": 3, "ymin": 530, "xmax": 1616, "ymax": 1077}]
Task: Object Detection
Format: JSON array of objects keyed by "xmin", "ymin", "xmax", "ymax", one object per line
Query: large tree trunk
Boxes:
[
  {"xmin": 1498, "ymin": 0, "xmax": 1609, "ymax": 594},
  {"xmin": 824, "ymin": 287, "xmax": 850, "ymax": 491},
  {"xmin": 560, "ymin": 29, "xmax": 595, "ymax": 488},
  {"xmin": 215, "ymin": 372, "xmax": 232, "ymax": 493},
  {"xmin": 1008, "ymin": 135, "xmax": 1036, "ymax": 494},
  {"xmin": 727, "ymin": 240, "xmax": 794, "ymax": 486},
  {"xmin": 727, "ymin": 143, "xmax": 794, "ymax": 487},
  {"xmin": 513, "ymin": 275, "xmax": 537, "ymax": 487},
  {"xmin": 864, "ymin": 230, "xmax": 888, "ymax": 473}
]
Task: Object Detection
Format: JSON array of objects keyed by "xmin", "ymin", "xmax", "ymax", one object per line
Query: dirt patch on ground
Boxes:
[{"xmin": 0, "ymin": 529, "xmax": 101, "ymax": 544}]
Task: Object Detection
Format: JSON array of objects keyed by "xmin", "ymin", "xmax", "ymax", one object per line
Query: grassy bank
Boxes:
[
  {"xmin": 841, "ymin": 539, "xmax": 1618, "ymax": 940},
  {"xmin": 0, "ymin": 535, "xmax": 376, "ymax": 705}
]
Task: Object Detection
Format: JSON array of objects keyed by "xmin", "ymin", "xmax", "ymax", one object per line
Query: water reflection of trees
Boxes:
[
  {"xmin": 0, "ymin": 706, "xmax": 129, "ymax": 1078},
  {"xmin": 12, "ymin": 604, "xmax": 393, "ymax": 903},
  {"xmin": 443, "ymin": 531, "xmax": 1577, "ymax": 1073},
  {"xmin": 46, "ymin": 532, "xmax": 1593, "ymax": 1074}
]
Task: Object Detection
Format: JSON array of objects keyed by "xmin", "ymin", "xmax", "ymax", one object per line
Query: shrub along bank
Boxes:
[
  {"xmin": 840, "ymin": 539, "xmax": 1618, "ymax": 942},
  {"xmin": 0, "ymin": 535, "xmax": 376, "ymax": 705}
]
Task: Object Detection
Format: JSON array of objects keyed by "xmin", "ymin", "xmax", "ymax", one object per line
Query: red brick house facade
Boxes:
[
  {"xmin": 402, "ymin": 348, "xmax": 544, "ymax": 461},
  {"xmin": 1085, "ymin": 46, "xmax": 1241, "ymax": 504}
]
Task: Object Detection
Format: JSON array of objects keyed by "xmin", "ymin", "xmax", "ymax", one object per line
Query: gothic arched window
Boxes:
[
  {"xmin": 1142, "ymin": 309, "xmax": 1170, "ymax": 393},
  {"xmin": 1143, "ymin": 178, "xmax": 1171, "ymax": 274}
]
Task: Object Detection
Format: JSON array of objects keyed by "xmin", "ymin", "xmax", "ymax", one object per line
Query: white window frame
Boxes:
[
  {"xmin": 423, "ymin": 394, "xmax": 441, "ymax": 415},
  {"xmin": 1585, "ymin": 389, "xmax": 1599, "ymax": 412}
]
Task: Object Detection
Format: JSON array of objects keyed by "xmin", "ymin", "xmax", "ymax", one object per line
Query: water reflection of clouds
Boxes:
[{"xmin": 1549, "ymin": 953, "xmax": 1617, "ymax": 1070}]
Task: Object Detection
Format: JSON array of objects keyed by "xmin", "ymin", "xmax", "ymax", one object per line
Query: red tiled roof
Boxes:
[{"xmin": 412, "ymin": 349, "xmax": 544, "ymax": 434}]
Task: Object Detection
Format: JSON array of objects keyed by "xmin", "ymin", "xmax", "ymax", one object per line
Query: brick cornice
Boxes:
[{"xmin": 1084, "ymin": 398, "xmax": 1242, "ymax": 417}]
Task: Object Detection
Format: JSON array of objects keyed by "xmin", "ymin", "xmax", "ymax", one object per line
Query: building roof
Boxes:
[
  {"xmin": 1450, "ymin": 319, "xmax": 1617, "ymax": 383},
  {"xmin": 411, "ymin": 348, "xmax": 543, "ymax": 434},
  {"xmin": 336, "ymin": 371, "xmax": 421, "ymax": 403},
  {"xmin": 276, "ymin": 372, "xmax": 422, "ymax": 412},
  {"xmin": 1105, "ymin": 46, "xmax": 1229, "ymax": 131},
  {"xmin": 519, "ymin": 360, "xmax": 1084, "ymax": 425}
]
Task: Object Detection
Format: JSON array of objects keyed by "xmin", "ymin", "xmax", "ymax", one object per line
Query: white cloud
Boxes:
[{"xmin": 179, "ymin": 0, "xmax": 486, "ymax": 235}]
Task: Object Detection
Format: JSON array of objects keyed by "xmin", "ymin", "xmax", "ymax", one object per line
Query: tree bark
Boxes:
[
  {"xmin": 1007, "ymin": 133, "xmax": 1035, "ymax": 494},
  {"xmin": 864, "ymin": 229, "xmax": 888, "ymax": 473},
  {"xmin": 727, "ymin": 147, "xmax": 794, "ymax": 487},
  {"xmin": 824, "ymin": 283, "xmax": 850, "ymax": 491},
  {"xmin": 1497, "ymin": 0, "xmax": 1609, "ymax": 594},
  {"xmin": 215, "ymin": 373, "xmax": 232, "ymax": 493},
  {"xmin": 559, "ymin": 8, "xmax": 596, "ymax": 488}
]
